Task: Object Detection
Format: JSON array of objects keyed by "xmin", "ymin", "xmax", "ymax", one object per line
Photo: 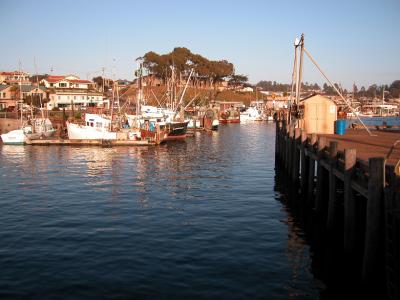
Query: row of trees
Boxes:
[
  {"xmin": 256, "ymin": 81, "xmax": 320, "ymax": 92},
  {"xmin": 351, "ymin": 81, "xmax": 400, "ymax": 99},
  {"xmin": 255, "ymin": 80, "xmax": 400, "ymax": 99},
  {"xmin": 142, "ymin": 47, "xmax": 246, "ymax": 87}
]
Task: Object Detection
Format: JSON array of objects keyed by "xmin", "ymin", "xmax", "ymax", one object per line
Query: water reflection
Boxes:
[{"xmin": 1, "ymin": 123, "xmax": 322, "ymax": 299}]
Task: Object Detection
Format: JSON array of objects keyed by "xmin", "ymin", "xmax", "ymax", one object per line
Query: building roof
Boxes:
[
  {"xmin": 0, "ymin": 84, "xmax": 10, "ymax": 91},
  {"xmin": 0, "ymin": 71, "xmax": 29, "ymax": 76},
  {"xmin": 20, "ymin": 85, "xmax": 47, "ymax": 92},
  {"xmin": 43, "ymin": 75, "xmax": 92, "ymax": 84},
  {"xmin": 299, "ymin": 93, "xmax": 336, "ymax": 104}
]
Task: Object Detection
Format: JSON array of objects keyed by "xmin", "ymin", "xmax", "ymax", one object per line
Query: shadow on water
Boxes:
[{"xmin": 273, "ymin": 158, "xmax": 385, "ymax": 300}]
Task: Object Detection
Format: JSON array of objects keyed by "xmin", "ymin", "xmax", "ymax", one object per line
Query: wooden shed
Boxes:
[{"xmin": 298, "ymin": 94, "xmax": 337, "ymax": 134}]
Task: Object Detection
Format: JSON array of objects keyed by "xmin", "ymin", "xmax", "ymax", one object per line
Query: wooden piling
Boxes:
[
  {"xmin": 307, "ymin": 134, "xmax": 317, "ymax": 207},
  {"xmin": 327, "ymin": 141, "xmax": 338, "ymax": 230},
  {"xmin": 300, "ymin": 130, "xmax": 309, "ymax": 190},
  {"xmin": 292, "ymin": 128, "xmax": 301, "ymax": 182},
  {"xmin": 344, "ymin": 148, "xmax": 357, "ymax": 254},
  {"xmin": 362, "ymin": 157, "xmax": 385, "ymax": 282},
  {"xmin": 315, "ymin": 136, "xmax": 328, "ymax": 215}
]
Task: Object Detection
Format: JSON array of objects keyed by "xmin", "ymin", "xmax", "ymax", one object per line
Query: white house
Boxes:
[
  {"xmin": 41, "ymin": 75, "xmax": 107, "ymax": 109},
  {"xmin": 41, "ymin": 75, "xmax": 93, "ymax": 90},
  {"xmin": 46, "ymin": 90, "xmax": 108, "ymax": 110},
  {"xmin": 239, "ymin": 86, "xmax": 254, "ymax": 93},
  {"xmin": 0, "ymin": 71, "xmax": 30, "ymax": 85}
]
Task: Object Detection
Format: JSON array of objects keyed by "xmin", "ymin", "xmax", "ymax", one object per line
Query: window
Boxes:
[
  {"xmin": 96, "ymin": 122, "xmax": 102, "ymax": 128},
  {"xmin": 59, "ymin": 82, "xmax": 67, "ymax": 87},
  {"xmin": 50, "ymin": 83, "xmax": 54, "ymax": 87},
  {"xmin": 2, "ymin": 93, "xmax": 5, "ymax": 98},
  {"xmin": 58, "ymin": 96, "xmax": 61, "ymax": 100},
  {"xmin": 74, "ymin": 96, "xmax": 76, "ymax": 100}
]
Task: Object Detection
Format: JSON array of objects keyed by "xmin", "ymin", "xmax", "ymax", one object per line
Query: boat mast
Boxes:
[
  {"xmin": 289, "ymin": 37, "xmax": 299, "ymax": 122},
  {"xmin": 135, "ymin": 57, "xmax": 143, "ymax": 116},
  {"xmin": 18, "ymin": 61, "xmax": 23, "ymax": 127},
  {"xmin": 295, "ymin": 33, "xmax": 305, "ymax": 106}
]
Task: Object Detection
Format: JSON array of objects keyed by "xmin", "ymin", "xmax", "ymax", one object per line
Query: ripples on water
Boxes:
[{"xmin": 0, "ymin": 123, "xmax": 321, "ymax": 299}]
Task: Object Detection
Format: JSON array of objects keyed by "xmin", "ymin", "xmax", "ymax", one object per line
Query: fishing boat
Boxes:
[
  {"xmin": 240, "ymin": 106, "xmax": 264, "ymax": 122},
  {"xmin": 219, "ymin": 108, "xmax": 240, "ymax": 123},
  {"xmin": 67, "ymin": 113, "xmax": 118, "ymax": 140},
  {"xmin": 25, "ymin": 118, "xmax": 56, "ymax": 139}
]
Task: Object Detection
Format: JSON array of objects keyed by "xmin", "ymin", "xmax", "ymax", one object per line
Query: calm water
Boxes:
[
  {"xmin": 346, "ymin": 116, "xmax": 400, "ymax": 126},
  {"xmin": 0, "ymin": 123, "xmax": 322, "ymax": 299}
]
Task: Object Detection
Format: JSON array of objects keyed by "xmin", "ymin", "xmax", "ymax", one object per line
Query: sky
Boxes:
[{"xmin": 0, "ymin": 0, "xmax": 399, "ymax": 89}]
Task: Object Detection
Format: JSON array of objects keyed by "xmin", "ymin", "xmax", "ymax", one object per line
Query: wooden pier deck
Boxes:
[
  {"xmin": 275, "ymin": 121, "xmax": 400, "ymax": 300},
  {"xmin": 319, "ymin": 130, "xmax": 400, "ymax": 167}
]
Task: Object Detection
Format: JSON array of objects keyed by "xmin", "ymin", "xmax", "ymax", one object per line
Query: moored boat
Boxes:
[{"xmin": 1, "ymin": 129, "xmax": 26, "ymax": 145}]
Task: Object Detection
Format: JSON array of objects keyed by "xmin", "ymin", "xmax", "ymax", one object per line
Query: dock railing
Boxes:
[{"xmin": 275, "ymin": 120, "xmax": 400, "ymax": 300}]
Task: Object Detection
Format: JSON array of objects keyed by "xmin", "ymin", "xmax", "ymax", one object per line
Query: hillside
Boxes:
[{"xmin": 121, "ymin": 85, "xmax": 266, "ymax": 107}]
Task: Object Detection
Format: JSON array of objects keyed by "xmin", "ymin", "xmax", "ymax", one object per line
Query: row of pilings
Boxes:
[{"xmin": 274, "ymin": 120, "xmax": 400, "ymax": 300}]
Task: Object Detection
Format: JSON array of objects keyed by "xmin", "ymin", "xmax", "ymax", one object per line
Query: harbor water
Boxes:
[{"xmin": 1, "ymin": 123, "xmax": 324, "ymax": 299}]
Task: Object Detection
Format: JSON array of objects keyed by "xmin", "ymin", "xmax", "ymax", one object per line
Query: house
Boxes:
[
  {"xmin": 0, "ymin": 71, "xmax": 30, "ymax": 85},
  {"xmin": 0, "ymin": 85, "xmax": 49, "ymax": 110},
  {"xmin": 39, "ymin": 75, "xmax": 108, "ymax": 109},
  {"xmin": 239, "ymin": 86, "xmax": 254, "ymax": 93},
  {"xmin": 46, "ymin": 90, "xmax": 107, "ymax": 110},
  {"xmin": 0, "ymin": 85, "xmax": 16, "ymax": 110},
  {"xmin": 40, "ymin": 75, "xmax": 93, "ymax": 90},
  {"xmin": 21, "ymin": 85, "xmax": 47, "ymax": 100}
]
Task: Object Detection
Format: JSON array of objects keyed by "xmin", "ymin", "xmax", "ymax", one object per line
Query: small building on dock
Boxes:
[{"xmin": 299, "ymin": 94, "xmax": 337, "ymax": 134}]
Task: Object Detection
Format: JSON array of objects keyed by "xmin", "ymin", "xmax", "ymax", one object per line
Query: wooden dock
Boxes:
[
  {"xmin": 275, "ymin": 121, "xmax": 400, "ymax": 300},
  {"xmin": 25, "ymin": 139, "xmax": 157, "ymax": 146}
]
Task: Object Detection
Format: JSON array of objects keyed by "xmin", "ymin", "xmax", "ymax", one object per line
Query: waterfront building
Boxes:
[
  {"xmin": 39, "ymin": 75, "xmax": 108, "ymax": 109},
  {"xmin": 0, "ymin": 85, "xmax": 49, "ymax": 110},
  {"xmin": 0, "ymin": 71, "xmax": 30, "ymax": 85},
  {"xmin": 40, "ymin": 75, "xmax": 93, "ymax": 89}
]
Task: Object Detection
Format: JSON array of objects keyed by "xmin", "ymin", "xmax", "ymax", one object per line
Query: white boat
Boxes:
[
  {"xmin": 1, "ymin": 129, "xmax": 27, "ymax": 145},
  {"xmin": 1, "ymin": 118, "xmax": 56, "ymax": 145},
  {"xmin": 187, "ymin": 119, "xmax": 201, "ymax": 129},
  {"xmin": 67, "ymin": 113, "xmax": 117, "ymax": 140},
  {"xmin": 240, "ymin": 106, "xmax": 264, "ymax": 122}
]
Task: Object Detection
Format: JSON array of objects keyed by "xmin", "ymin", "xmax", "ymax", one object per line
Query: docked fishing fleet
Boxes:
[{"xmin": 65, "ymin": 63, "xmax": 192, "ymax": 145}]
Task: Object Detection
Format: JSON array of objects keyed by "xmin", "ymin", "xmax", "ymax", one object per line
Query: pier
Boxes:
[{"xmin": 275, "ymin": 121, "xmax": 400, "ymax": 299}]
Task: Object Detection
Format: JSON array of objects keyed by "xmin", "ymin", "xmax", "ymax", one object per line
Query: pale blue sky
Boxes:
[{"xmin": 1, "ymin": 0, "xmax": 399, "ymax": 89}]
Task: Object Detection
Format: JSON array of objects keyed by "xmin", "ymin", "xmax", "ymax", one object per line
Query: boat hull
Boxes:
[
  {"xmin": 67, "ymin": 122, "xmax": 117, "ymax": 140},
  {"xmin": 1, "ymin": 129, "xmax": 26, "ymax": 145},
  {"xmin": 219, "ymin": 118, "xmax": 240, "ymax": 124},
  {"xmin": 165, "ymin": 121, "xmax": 189, "ymax": 141}
]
